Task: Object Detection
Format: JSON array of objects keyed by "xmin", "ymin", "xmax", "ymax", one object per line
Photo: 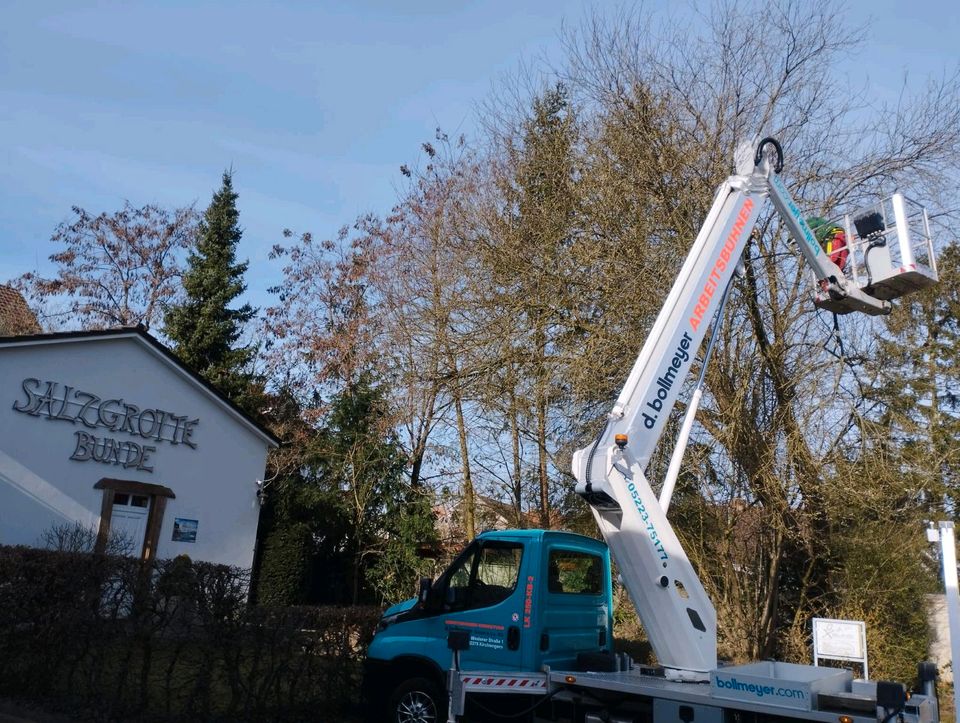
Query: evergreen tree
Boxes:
[
  {"xmin": 253, "ymin": 376, "xmax": 436, "ymax": 605},
  {"xmin": 863, "ymin": 242, "xmax": 960, "ymax": 513},
  {"xmin": 164, "ymin": 171, "xmax": 255, "ymax": 404},
  {"xmin": 315, "ymin": 372, "xmax": 434, "ymax": 604}
]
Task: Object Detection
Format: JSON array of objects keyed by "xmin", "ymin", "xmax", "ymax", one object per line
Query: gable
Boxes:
[
  {"xmin": 0, "ymin": 331, "xmax": 277, "ymax": 448},
  {"xmin": 0, "ymin": 336, "xmax": 274, "ymax": 485}
]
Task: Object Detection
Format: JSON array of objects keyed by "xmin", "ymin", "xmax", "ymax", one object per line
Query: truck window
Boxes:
[
  {"xmin": 548, "ymin": 549, "xmax": 603, "ymax": 595},
  {"xmin": 445, "ymin": 542, "xmax": 523, "ymax": 611},
  {"xmin": 449, "ymin": 549, "xmax": 476, "ymax": 589}
]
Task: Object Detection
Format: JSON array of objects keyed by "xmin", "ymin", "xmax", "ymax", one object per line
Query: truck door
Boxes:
[
  {"xmin": 441, "ymin": 538, "xmax": 528, "ymax": 671},
  {"xmin": 538, "ymin": 544, "xmax": 611, "ymax": 670}
]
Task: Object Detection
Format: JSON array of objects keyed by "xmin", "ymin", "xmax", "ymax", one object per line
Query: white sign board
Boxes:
[{"xmin": 812, "ymin": 617, "xmax": 868, "ymax": 680}]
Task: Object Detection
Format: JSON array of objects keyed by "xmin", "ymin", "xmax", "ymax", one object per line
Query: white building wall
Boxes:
[{"xmin": 0, "ymin": 336, "xmax": 270, "ymax": 569}]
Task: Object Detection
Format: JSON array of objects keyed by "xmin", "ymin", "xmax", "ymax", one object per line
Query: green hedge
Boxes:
[{"xmin": 0, "ymin": 545, "xmax": 382, "ymax": 721}]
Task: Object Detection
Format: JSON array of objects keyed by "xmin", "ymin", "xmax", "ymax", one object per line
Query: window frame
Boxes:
[
  {"xmin": 546, "ymin": 547, "xmax": 605, "ymax": 596},
  {"xmin": 435, "ymin": 539, "xmax": 524, "ymax": 613}
]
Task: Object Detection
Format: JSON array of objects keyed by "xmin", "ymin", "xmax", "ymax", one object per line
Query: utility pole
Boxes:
[{"xmin": 927, "ymin": 520, "xmax": 960, "ymax": 722}]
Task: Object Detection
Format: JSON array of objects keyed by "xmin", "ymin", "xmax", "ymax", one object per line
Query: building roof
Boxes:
[
  {"xmin": 0, "ymin": 326, "xmax": 280, "ymax": 448},
  {"xmin": 0, "ymin": 286, "xmax": 41, "ymax": 336}
]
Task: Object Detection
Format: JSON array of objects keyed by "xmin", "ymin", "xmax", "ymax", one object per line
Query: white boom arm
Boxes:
[{"xmin": 572, "ymin": 138, "xmax": 891, "ymax": 681}]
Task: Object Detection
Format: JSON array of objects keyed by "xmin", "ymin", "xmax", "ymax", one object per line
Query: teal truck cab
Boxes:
[{"xmin": 363, "ymin": 529, "xmax": 612, "ymax": 720}]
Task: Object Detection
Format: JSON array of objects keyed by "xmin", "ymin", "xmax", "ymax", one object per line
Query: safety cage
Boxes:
[{"xmin": 812, "ymin": 193, "xmax": 938, "ymax": 311}]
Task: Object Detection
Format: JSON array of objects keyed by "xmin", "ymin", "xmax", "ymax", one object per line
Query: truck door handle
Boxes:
[{"xmin": 507, "ymin": 625, "xmax": 520, "ymax": 651}]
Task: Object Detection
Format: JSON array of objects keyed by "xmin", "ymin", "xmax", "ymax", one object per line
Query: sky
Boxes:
[{"xmin": 1, "ymin": 0, "xmax": 958, "ymax": 313}]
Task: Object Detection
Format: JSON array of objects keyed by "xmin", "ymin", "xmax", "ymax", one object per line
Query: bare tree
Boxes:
[
  {"xmin": 41, "ymin": 520, "xmax": 134, "ymax": 557},
  {"xmin": 558, "ymin": 0, "xmax": 960, "ymax": 672},
  {"xmin": 14, "ymin": 202, "xmax": 197, "ymax": 331},
  {"xmin": 376, "ymin": 133, "xmax": 484, "ymax": 536}
]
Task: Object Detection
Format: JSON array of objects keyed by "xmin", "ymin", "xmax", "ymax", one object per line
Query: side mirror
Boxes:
[
  {"xmin": 447, "ymin": 629, "xmax": 471, "ymax": 652},
  {"xmin": 418, "ymin": 576, "xmax": 433, "ymax": 606}
]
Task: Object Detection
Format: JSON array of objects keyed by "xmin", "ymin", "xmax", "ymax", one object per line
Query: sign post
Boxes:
[
  {"xmin": 927, "ymin": 520, "xmax": 960, "ymax": 722},
  {"xmin": 812, "ymin": 618, "xmax": 868, "ymax": 680}
]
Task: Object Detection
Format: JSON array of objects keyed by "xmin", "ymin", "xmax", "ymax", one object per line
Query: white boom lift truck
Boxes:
[
  {"xmin": 573, "ymin": 138, "xmax": 937, "ymax": 720},
  {"xmin": 571, "ymin": 136, "xmax": 938, "ymax": 686},
  {"xmin": 558, "ymin": 137, "xmax": 940, "ymax": 722},
  {"xmin": 368, "ymin": 138, "xmax": 941, "ymax": 723}
]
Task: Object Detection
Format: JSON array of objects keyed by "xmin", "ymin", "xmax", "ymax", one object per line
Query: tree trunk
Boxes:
[
  {"xmin": 536, "ymin": 395, "xmax": 550, "ymax": 528},
  {"xmin": 453, "ymin": 385, "xmax": 475, "ymax": 539},
  {"xmin": 510, "ymin": 383, "xmax": 524, "ymax": 527},
  {"xmin": 535, "ymin": 320, "xmax": 551, "ymax": 529}
]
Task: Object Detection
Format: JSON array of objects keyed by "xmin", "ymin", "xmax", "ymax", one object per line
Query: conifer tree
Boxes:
[{"xmin": 164, "ymin": 171, "xmax": 255, "ymax": 404}]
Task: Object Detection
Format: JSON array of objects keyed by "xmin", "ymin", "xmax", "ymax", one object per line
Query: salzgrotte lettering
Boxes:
[
  {"xmin": 14, "ymin": 378, "xmax": 198, "ymax": 446},
  {"xmin": 12, "ymin": 378, "xmax": 200, "ymax": 474}
]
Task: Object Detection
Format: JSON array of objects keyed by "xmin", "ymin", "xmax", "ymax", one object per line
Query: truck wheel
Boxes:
[{"xmin": 388, "ymin": 676, "xmax": 446, "ymax": 723}]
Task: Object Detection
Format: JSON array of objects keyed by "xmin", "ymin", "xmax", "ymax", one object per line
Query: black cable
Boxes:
[
  {"xmin": 862, "ymin": 236, "xmax": 886, "ymax": 290},
  {"xmin": 583, "ymin": 419, "xmax": 609, "ymax": 494},
  {"xmin": 812, "ymin": 307, "xmax": 845, "ymax": 363},
  {"xmin": 880, "ymin": 707, "xmax": 901, "ymax": 723},
  {"xmin": 832, "ymin": 312, "xmax": 847, "ymax": 361},
  {"xmin": 466, "ymin": 687, "xmax": 563, "ymax": 719}
]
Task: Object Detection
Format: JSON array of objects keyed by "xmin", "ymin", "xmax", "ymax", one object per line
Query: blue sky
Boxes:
[{"xmin": 1, "ymin": 0, "xmax": 957, "ymax": 312}]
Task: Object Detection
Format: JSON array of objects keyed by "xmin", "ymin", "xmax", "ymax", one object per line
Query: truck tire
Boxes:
[{"xmin": 388, "ymin": 676, "xmax": 447, "ymax": 723}]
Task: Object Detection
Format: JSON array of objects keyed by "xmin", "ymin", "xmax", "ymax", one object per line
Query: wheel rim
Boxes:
[{"xmin": 396, "ymin": 689, "xmax": 437, "ymax": 723}]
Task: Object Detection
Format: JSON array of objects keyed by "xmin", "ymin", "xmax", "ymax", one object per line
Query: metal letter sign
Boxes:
[
  {"xmin": 812, "ymin": 617, "xmax": 868, "ymax": 680},
  {"xmin": 11, "ymin": 378, "xmax": 200, "ymax": 474}
]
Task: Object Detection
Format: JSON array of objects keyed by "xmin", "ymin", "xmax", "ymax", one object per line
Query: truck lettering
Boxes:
[
  {"xmin": 771, "ymin": 174, "xmax": 820, "ymax": 258},
  {"xmin": 627, "ymin": 482, "xmax": 668, "ymax": 560},
  {"xmin": 523, "ymin": 576, "xmax": 534, "ymax": 628},
  {"xmin": 641, "ymin": 332, "xmax": 692, "ymax": 430},
  {"xmin": 714, "ymin": 676, "xmax": 806, "ymax": 700},
  {"xmin": 689, "ymin": 198, "xmax": 754, "ymax": 332}
]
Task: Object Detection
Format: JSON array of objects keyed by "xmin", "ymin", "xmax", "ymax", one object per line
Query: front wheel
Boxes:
[{"xmin": 388, "ymin": 676, "xmax": 447, "ymax": 723}]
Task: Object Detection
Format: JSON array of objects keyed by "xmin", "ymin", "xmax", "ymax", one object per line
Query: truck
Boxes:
[{"xmin": 362, "ymin": 138, "xmax": 942, "ymax": 723}]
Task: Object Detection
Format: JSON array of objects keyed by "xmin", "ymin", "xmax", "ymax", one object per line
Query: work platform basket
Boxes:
[{"xmin": 813, "ymin": 193, "xmax": 938, "ymax": 313}]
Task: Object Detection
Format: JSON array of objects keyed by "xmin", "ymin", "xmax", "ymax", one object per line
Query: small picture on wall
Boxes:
[{"xmin": 172, "ymin": 518, "xmax": 198, "ymax": 543}]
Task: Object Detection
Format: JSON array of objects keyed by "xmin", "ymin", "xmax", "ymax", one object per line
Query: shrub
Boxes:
[{"xmin": 0, "ymin": 545, "xmax": 382, "ymax": 721}]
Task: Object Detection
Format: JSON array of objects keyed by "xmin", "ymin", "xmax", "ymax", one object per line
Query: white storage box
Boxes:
[{"xmin": 710, "ymin": 661, "xmax": 852, "ymax": 712}]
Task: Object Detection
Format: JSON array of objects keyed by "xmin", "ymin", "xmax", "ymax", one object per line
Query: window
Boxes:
[
  {"xmin": 112, "ymin": 493, "xmax": 148, "ymax": 508},
  {"xmin": 548, "ymin": 549, "xmax": 603, "ymax": 595},
  {"xmin": 442, "ymin": 542, "xmax": 523, "ymax": 611},
  {"xmin": 447, "ymin": 547, "xmax": 478, "ymax": 604}
]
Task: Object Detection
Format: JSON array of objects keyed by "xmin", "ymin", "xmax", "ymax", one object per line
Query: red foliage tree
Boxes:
[{"xmin": 14, "ymin": 202, "xmax": 197, "ymax": 331}]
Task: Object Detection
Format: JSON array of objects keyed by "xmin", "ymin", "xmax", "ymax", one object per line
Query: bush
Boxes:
[{"xmin": 0, "ymin": 545, "xmax": 382, "ymax": 721}]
